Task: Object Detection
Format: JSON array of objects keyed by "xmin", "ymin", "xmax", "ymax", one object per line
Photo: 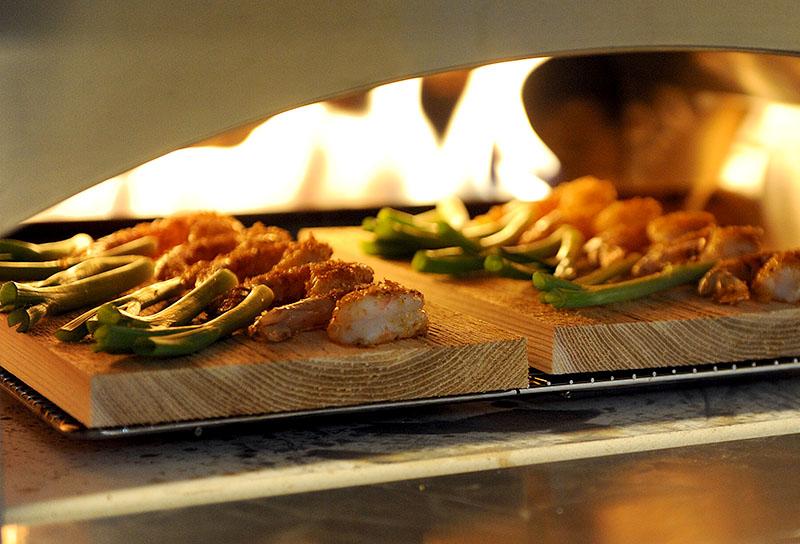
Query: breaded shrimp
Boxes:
[
  {"xmin": 327, "ymin": 280, "xmax": 428, "ymax": 346},
  {"xmin": 646, "ymin": 210, "xmax": 716, "ymax": 244},
  {"xmin": 248, "ymin": 261, "xmax": 375, "ymax": 341},
  {"xmin": 155, "ymin": 222, "xmax": 291, "ymax": 281},
  {"xmin": 585, "ymin": 197, "xmax": 663, "ymax": 267},
  {"xmin": 249, "ymin": 296, "xmax": 342, "ymax": 342},
  {"xmin": 305, "ymin": 260, "xmax": 374, "ymax": 297},
  {"xmin": 520, "ymin": 176, "xmax": 616, "ymax": 242},
  {"xmin": 698, "ymin": 253, "xmax": 772, "ymax": 304},
  {"xmin": 592, "ymin": 197, "xmax": 663, "ymax": 235},
  {"xmin": 87, "ymin": 212, "xmax": 244, "ymax": 258},
  {"xmin": 699, "ymin": 225, "xmax": 763, "ymax": 261},
  {"xmin": 752, "ymin": 251, "xmax": 800, "ymax": 303},
  {"xmin": 632, "ymin": 230, "xmax": 708, "ymax": 276}
]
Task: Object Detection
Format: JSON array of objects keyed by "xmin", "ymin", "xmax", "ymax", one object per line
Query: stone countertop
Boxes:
[{"xmin": 4, "ymin": 373, "xmax": 800, "ymax": 529}]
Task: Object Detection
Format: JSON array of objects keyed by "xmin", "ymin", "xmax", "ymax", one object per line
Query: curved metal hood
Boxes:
[{"xmin": 3, "ymin": 1, "xmax": 800, "ymax": 235}]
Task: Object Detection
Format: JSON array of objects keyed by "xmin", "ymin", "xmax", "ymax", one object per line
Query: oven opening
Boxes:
[{"xmin": 23, "ymin": 50, "xmax": 800, "ymax": 249}]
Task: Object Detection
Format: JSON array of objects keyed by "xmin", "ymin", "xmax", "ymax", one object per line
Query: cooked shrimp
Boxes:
[
  {"xmin": 327, "ymin": 280, "xmax": 428, "ymax": 346},
  {"xmin": 593, "ymin": 197, "xmax": 663, "ymax": 235},
  {"xmin": 520, "ymin": 176, "xmax": 616, "ymax": 242},
  {"xmin": 155, "ymin": 222, "xmax": 290, "ymax": 281},
  {"xmin": 154, "ymin": 232, "xmax": 241, "ymax": 280},
  {"xmin": 180, "ymin": 233, "xmax": 293, "ymax": 285},
  {"xmin": 699, "ymin": 225, "xmax": 763, "ymax": 260},
  {"xmin": 585, "ymin": 197, "xmax": 663, "ymax": 267},
  {"xmin": 632, "ymin": 230, "xmax": 708, "ymax": 276},
  {"xmin": 305, "ymin": 260, "xmax": 374, "ymax": 297},
  {"xmin": 698, "ymin": 253, "xmax": 772, "ymax": 304},
  {"xmin": 87, "ymin": 212, "xmax": 244, "ymax": 258},
  {"xmin": 249, "ymin": 295, "xmax": 340, "ymax": 342},
  {"xmin": 752, "ymin": 251, "xmax": 800, "ymax": 303},
  {"xmin": 247, "ymin": 261, "xmax": 375, "ymax": 341},
  {"xmin": 646, "ymin": 210, "xmax": 716, "ymax": 244},
  {"xmin": 267, "ymin": 235, "xmax": 334, "ymax": 272}
]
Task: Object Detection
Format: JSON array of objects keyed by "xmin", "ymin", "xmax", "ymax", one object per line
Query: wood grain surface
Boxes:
[
  {"xmin": 313, "ymin": 227, "xmax": 800, "ymax": 374},
  {"xmin": 0, "ymin": 281, "xmax": 527, "ymax": 428}
]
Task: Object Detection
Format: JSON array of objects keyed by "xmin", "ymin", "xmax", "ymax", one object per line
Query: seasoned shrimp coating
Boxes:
[
  {"xmin": 154, "ymin": 221, "xmax": 288, "ymax": 280},
  {"xmin": 87, "ymin": 212, "xmax": 243, "ymax": 258},
  {"xmin": 520, "ymin": 177, "xmax": 616, "ymax": 242},
  {"xmin": 699, "ymin": 225, "xmax": 763, "ymax": 261},
  {"xmin": 585, "ymin": 198, "xmax": 663, "ymax": 267},
  {"xmin": 249, "ymin": 296, "xmax": 341, "ymax": 342},
  {"xmin": 268, "ymin": 235, "xmax": 333, "ymax": 272},
  {"xmin": 646, "ymin": 210, "xmax": 716, "ymax": 244},
  {"xmin": 327, "ymin": 280, "xmax": 428, "ymax": 346},
  {"xmin": 592, "ymin": 197, "xmax": 663, "ymax": 235},
  {"xmin": 698, "ymin": 253, "xmax": 772, "ymax": 304},
  {"xmin": 305, "ymin": 261, "xmax": 374, "ymax": 297},
  {"xmin": 247, "ymin": 262, "xmax": 375, "ymax": 342},
  {"xmin": 155, "ymin": 233, "xmax": 241, "ymax": 280},
  {"xmin": 555, "ymin": 176, "xmax": 618, "ymax": 236},
  {"xmin": 184, "ymin": 237, "xmax": 292, "ymax": 285},
  {"xmin": 212, "ymin": 242, "xmax": 341, "ymax": 313},
  {"xmin": 632, "ymin": 230, "xmax": 708, "ymax": 276},
  {"xmin": 752, "ymin": 251, "xmax": 800, "ymax": 303}
]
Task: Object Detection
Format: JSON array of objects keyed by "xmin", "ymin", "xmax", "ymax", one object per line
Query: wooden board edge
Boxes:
[
  {"xmin": 0, "ymin": 329, "xmax": 93, "ymax": 424},
  {"xmin": 88, "ymin": 337, "xmax": 529, "ymax": 427},
  {"xmin": 550, "ymin": 307, "xmax": 800, "ymax": 374}
]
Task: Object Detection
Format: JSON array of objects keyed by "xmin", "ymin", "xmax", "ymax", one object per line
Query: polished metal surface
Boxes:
[
  {"xmin": 9, "ymin": 434, "xmax": 800, "ymax": 543},
  {"xmin": 5, "ymin": 372, "xmax": 800, "ymax": 529}
]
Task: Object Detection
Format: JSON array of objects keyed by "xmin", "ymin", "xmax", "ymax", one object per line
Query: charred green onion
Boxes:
[
  {"xmin": 574, "ymin": 253, "xmax": 641, "ymax": 286},
  {"xmin": 0, "ymin": 233, "xmax": 93, "ymax": 261},
  {"xmin": 411, "ymin": 248, "xmax": 485, "ymax": 275},
  {"xmin": 483, "ymin": 254, "xmax": 544, "ymax": 280},
  {"xmin": 94, "ymin": 285, "xmax": 274, "ymax": 357},
  {"xmin": 2, "ymin": 258, "xmax": 154, "ymax": 331},
  {"xmin": 537, "ymin": 261, "xmax": 715, "ymax": 309},
  {"xmin": 55, "ymin": 277, "xmax": 184, "ymax": 342},
  {"xmin": 96, "ymin": 268, "xmax": 237, "ymax": 328},
  {"xmin": 0, "ymin": 236, "xmax": 158, "ymax": 282}
]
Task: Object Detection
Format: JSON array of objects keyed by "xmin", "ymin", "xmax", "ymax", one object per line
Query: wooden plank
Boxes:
[
  {"xmin": 313, "ymin": 227, "xmax": 800, "ymax": 373},
  {"xmin": 0, "ymin": 289, "xmax": 528, "ymax": 428}
]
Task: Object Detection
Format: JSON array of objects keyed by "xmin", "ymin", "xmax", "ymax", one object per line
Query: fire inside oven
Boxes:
[{"xmin": 28, "ymin": 51, "xmax": 800, "ymax": 251}]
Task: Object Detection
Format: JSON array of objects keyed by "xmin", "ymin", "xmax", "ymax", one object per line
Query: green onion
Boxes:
[
  {"xmin": 360, "ymin": 239, "xmax": 418, "ymax": 259},
  {"xmin": 483, "ymin": 254, "xmax": 543, "ymax": 280},
  {"xmin": 0, "ymin": 236, "xmax": 158, "ymax": 282},
  {"xmin": 132, "ymin": 285, "xmax": 274, "ymax": 357},
  {"xmin": 479, "ymin": 207, "xmax": 533, "ymax": 248},
  {"xmin": 532, "ymin": 271, "xmax": 584, "ymax": 292},
  {"xmin": 540, "ymin": 261, "xmax": 716, "ymax": 308},
  {"xmin": 93, "ymin": 285, "xmax": 274, "ymax": 356},
  {"xmin": 553, "ymin": 226, "xmax": 585, "ymax": 279},
  {"xmin": 55, "ymin": 277, "xmax": 184, "ymax": 342},
  {"xmin": 435, "ymin": 195, "xmax": 469, "ymax": 230},
  {"xmin": 411, "ymin": 248, "xmax": 485, "ymax": 275},
  {"xmin": 435, "ymin": 221, "xmax": 481, "ymax": 254},
  {"xmin": 1, "ymin": 258, "xmax": 153, "ymax": 312},
  {"xmin": 96, "ymin": 268, "xmax": 237, "ymax": 328},
  {"xmin": 500, "ymin": 225, "xmax": 567, "ymax": 263},
  {"xmin": 373, "ymin": 219, "xmax": 449, "ymax": 249},
  {"xmin": 30, "ymin": 255, "xmax": 143, "ymax": 287},
  {"xmin": 7, "ymin": 303, "xmax": 48, "ymax": 333},
  {"xmin": 0, "ymin": 233, "xmax": 93, "ymax": 261},
  {"xmin": 574, "ymin": 253, "xmax": 641, "ymax": 286}
]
